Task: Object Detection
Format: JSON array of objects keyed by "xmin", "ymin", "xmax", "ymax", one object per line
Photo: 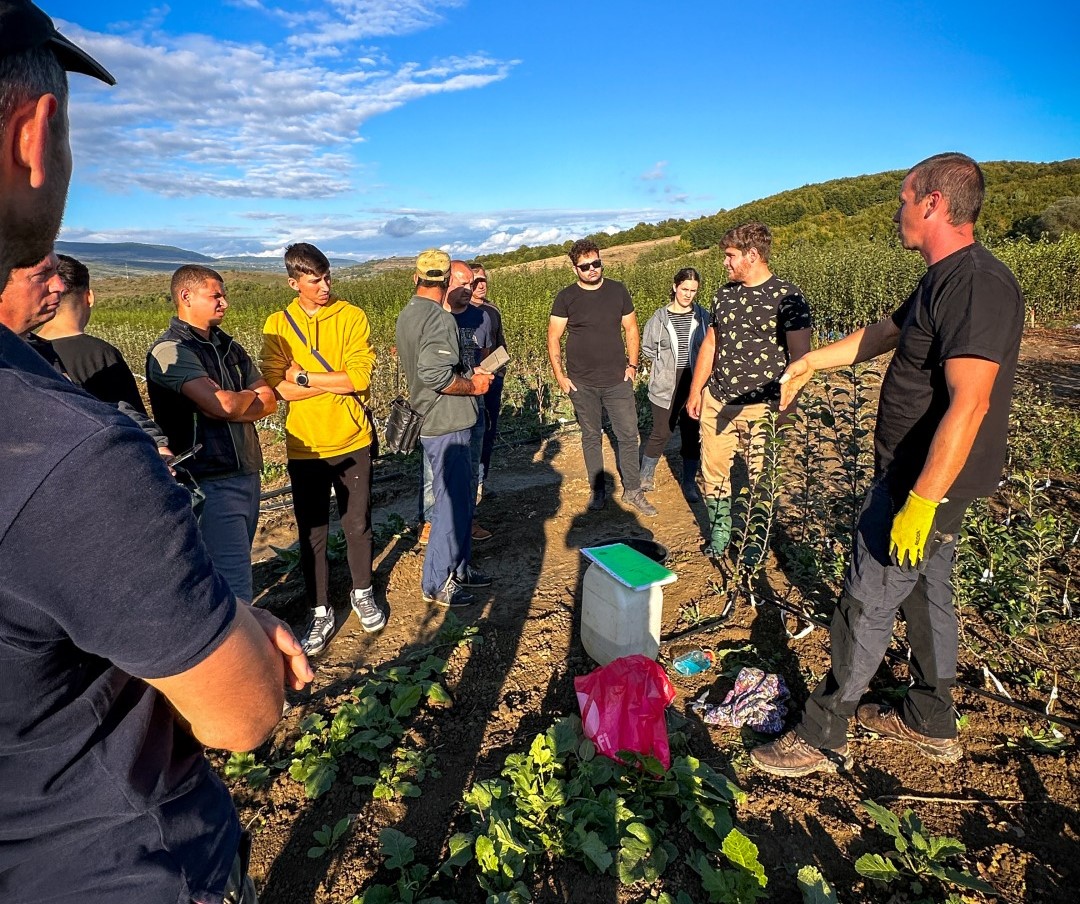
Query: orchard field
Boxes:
[{"xmin": 88, "ymin": 235, "xmax": 1080, "ymax": 903}]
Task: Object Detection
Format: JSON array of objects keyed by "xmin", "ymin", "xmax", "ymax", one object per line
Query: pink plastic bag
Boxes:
[{"xmin": 574, "ymin": 654, "xmax": 677, "ymax": 769}]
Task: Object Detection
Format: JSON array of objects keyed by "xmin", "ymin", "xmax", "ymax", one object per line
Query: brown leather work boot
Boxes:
[
  {"xmin": 857, "ymin": 703, "xmax": 962, "ymax": 764},
  {"xmin": 749, "ymin": 730, "xmax": 853, "ymax": 777}
]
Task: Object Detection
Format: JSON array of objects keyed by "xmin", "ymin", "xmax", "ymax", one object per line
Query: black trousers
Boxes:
[
  {"xmin": 288, "ymin": 447, "xmax": 373, "ymax": 607},
  {"xmin": 796, "ymin": 481, "xmax": 972, "ymax": 749},
  {"xmin": 642, "ymin": 365, "xmax": 700, "ymax": 460}
]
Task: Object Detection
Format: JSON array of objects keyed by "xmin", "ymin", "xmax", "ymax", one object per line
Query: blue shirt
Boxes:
[{"xmin": 0, "ymin": 326, "xmax": 240, "ymax": 903}]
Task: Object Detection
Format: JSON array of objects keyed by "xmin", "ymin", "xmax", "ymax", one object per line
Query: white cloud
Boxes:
[
  {"xmin": 641, "ymin": 161, "xmax": 667, "ymax": 181},
  {"xmin": 59, "ymin": 203, "xmax": 705, "ymax": 262},
  {"xmin": 60, "ymin": 5, "xmax": 515, "ymax": 200}
]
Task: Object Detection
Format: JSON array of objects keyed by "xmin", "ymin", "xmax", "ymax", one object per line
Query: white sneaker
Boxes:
[
  {"xmin": 351, "ymin": 587, "xmax": 387, "ymax": 633},
  {"xmin": 301, "ymin": 610, "xmax": 335, "ymax": 656}
]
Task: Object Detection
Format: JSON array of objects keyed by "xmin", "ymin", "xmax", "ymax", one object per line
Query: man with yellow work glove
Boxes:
[
  {"xmin": 750, "ymin": 154, "xmax": 1025, "ymax": 780},
  {"xmin": 890, "ymin": 491, "xmax": 939, "ymax": 570}
]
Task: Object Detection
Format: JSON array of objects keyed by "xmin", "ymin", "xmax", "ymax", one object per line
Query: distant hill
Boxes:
[
  {"xmin": 58, "ymin": 159, "xmax": 1080, "ymax": 278},
  {"xmin": 55, "ymin": 241, "xmax": 359, "ymax": 277}
]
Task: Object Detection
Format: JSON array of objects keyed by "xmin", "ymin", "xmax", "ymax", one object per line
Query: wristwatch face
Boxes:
[{"xmin": 296, "ymin": 371, "xmax": 309, "ymax": 386}]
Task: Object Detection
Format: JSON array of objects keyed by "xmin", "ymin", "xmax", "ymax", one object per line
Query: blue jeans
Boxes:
[
  {"xmin": 420, "ymin": 409, "xmax": 485, "ymax": 522},
  {"xmin": 197, "ymin": 472, "xmax": 260, "ymax": 603},
  {"xmin": 419, "ymin": 429, "xmax": 474, "ymax": 596}
]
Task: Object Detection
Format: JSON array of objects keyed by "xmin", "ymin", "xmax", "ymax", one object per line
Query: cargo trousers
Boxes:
[{"xmin": 796, "ymin": 480, "xmax": 973, "ymax": 750}]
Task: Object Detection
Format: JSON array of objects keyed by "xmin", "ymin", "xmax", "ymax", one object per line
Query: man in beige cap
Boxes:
[{"xmin": 395, "ymin": 249, "xmax": 493, "ymax": 607}]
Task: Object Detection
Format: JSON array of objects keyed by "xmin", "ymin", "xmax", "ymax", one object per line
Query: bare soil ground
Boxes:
[{"xmin": 232, "ymin": 330, "xmax": 1080, "ymax": 904}]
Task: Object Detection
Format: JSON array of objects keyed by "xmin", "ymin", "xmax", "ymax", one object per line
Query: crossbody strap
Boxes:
[
  {"xmin": 282, "ymin": 308, "xmax": 380, "ymax": 449},
  {"xmin": 283, "ymin": 309, "xmax": 335, "ymax": 373}
]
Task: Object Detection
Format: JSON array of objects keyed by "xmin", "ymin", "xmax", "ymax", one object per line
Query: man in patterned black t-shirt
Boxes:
[{"xmin": 687, "ymin": 222, "xmax": 812, "ymax": 557}]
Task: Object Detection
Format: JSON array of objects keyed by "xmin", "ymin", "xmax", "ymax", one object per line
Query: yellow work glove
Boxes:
[{"xmin": 889, "ymin": 491, "xmax": 939, "ymax": 571}]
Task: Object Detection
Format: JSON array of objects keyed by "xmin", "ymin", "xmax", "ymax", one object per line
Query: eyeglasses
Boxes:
[{"xmin": 576, "ymin": 260, "xmax": 603, "ymax": 272}]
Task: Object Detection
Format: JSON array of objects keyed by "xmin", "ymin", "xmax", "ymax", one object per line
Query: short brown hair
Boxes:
[
  {"xmin": 721, "ymin": 222, "xmax": 772, "ymax": 262},
  {"xmin": 907, "ymin": 153, "xmax": 985, "ymax": 226},
  {"xmin": 170, "ymin": 264, "xmax": 223, "ymax": 305},
  {"xmin": 284, "ymin": 242, "xmax": 330, "ymax": 280},
  {"xmin": 568, "ymin": 239, "xmax": 600, "ymax": 266}
]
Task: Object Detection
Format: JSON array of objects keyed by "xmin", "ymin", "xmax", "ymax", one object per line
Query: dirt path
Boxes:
[{"xmin": 237, "ymin": 411, "xmax": 1079, "ymax": 903}]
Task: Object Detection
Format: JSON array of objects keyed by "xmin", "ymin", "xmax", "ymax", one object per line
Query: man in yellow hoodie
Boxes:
[{"xmin": 262, "ymin": 242, "xmax": 384, "ymax": 655}]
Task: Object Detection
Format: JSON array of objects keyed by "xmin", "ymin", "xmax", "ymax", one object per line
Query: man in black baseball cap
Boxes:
[
  {"xmin": 0, "ymin": 0, "xmax": 114, "ymax": 287},
  {"xmin": 1, "ymin": 5, "xmax": 309, "ymax": 904}
]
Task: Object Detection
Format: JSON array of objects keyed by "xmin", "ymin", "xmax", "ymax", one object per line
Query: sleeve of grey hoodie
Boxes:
[{"xmin": 641, "ymin": 309, "xmax": 663, "ymax": 362}]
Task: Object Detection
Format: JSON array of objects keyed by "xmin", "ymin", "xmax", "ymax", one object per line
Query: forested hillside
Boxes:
[{"xmin": 475, "ymin": 159, "xmax": 1080, "ymax": 268}]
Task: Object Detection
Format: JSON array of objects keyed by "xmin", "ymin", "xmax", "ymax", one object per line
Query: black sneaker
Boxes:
[
  {"xmin": 301, "ymin": 610, "xmax": 335, "ymax": 656},
  {"xmin": 459, "ymin": 566, "xmax": 493, "ymax": 587},
  {"xmin": 423, "ymin": 576, "xmax": 476, "ymax": 607},
  {"xmin": 587, "ymin": 489, "xmax": 606, "ymax": 512}
]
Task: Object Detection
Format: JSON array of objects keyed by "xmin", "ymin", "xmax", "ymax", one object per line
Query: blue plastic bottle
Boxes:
[{"xmin": 673, "ymin": 649, "xmax": 714, "ymax": 676}]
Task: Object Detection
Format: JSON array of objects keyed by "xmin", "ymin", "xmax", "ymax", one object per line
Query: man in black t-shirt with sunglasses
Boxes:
[{"xmin": 548, "ymin": 239, "xmax": 655, "ymax": 516}]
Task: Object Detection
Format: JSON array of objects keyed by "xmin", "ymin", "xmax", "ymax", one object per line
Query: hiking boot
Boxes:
[
  {"xmin": 300, "ymin": 609, "xmax": 335, "ymax": 657},
  {"xmin": 471, "ymin": 522, "xmax": 493, "ymax": 542},
  {"xmin": 423, "ymin": 576, "xmax": 477, "ymax": 608},
  {"xmin": 458, "ymin": 566, "xmax": 493, "ymax": 587},
  {"xmin": 350, "ymin": 586, "xmax": 387, "ymax": 634},
  {"xmin": 639, "ymin": 455, "xmax": 660, "ymax": 492},
  {"xmin": 749, "ymin": 730, "xmax": 853, "ymax": 777},
  {"xmin": 587, "ymin": 488, "xmax": 606, "ymax": 512},
  {"xmin": 857, "ymin": 703, "xmax": 962, "ymax": 764},
  {"xmin": 622, "ymin": 489, "xmax": 658, "ymax": 517},
  {"xmin": 418, "ymin": 522, "xmax": 431, "ymax": 545}
]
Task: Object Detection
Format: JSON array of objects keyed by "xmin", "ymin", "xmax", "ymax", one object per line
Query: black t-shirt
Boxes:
[
  {"xmin": 551, "ymin": 279, "xmax": 635, "ymax": 387},
  {"xmin": 875, "ymin": 243, "xmax": 1024, "ymax": 499},
  {"xmin": 0, "ymin": 326, "xmax": 240, "ymax": 903},
  {"xmin": 44, "ymin": 332, "xmax": 148, "ymax": 413},
  {"xmin": 707, "ymin": 275, "xmax": 812, "ymax": 404},
  {"xmin": 452, "ymin": 304, "xmax": 496, "ymax": 370}
]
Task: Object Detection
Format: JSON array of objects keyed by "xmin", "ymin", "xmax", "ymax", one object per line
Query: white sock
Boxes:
[{"xmin": 314, "ymin": 605, "xmax": 329, "ymax": 618}]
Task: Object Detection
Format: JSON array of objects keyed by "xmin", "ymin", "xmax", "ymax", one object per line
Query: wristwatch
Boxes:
[{"xmin": 295, "ymin": 370, "xmax": 310, "ymax": 387}]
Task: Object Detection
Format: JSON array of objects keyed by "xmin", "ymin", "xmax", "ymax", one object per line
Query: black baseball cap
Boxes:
[{"xmin": 0, "ymin": 0, "xmax": 115, "ymax": 85}]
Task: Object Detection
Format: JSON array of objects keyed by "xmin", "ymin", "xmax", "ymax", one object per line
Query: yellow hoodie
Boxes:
[{"xmin": 261, "ymin": 298, "xmax": 376, "ymax": 459}]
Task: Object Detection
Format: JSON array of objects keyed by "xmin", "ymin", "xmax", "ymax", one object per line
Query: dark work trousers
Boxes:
[
  {"xmin": 287, "ymin": 447, "xmax": 373, "ymax": 607},
  {"xmin": 796, "ymin": 480, "xmax": 972, "ymax": 750},
  {"xmin": 420, "ymin": 428, "xmax": 474, "ymax": 596},
  {"xmin": 568, "ymin": 379, "xmax": 641, "ymax": 495},
  {"xmin": 480, "ymin": 375, "xmax": 504, "ymax": 482},
  {"xmin": 642, "ymin": 365, "xmax": 701, "ymax": 460}
]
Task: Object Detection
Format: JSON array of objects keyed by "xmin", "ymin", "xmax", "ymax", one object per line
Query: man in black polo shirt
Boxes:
[
  {"xmin": 1, "ymin": 8, "xmax": 312, "ymax": 902},
  {"xmin": 148, "ymin": 265, "xmax": 278, "ymax": 604},
  {"xmin": 547, "ymin": 238, "xmax": 655, "ymax": 516},
  {"xmin": 751, "ymin": 153, "xmax": 1025, "ymax": 778}
]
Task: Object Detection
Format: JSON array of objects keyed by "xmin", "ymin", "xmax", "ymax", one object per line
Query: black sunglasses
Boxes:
[{"xmin": 576, "ymin": 260, "xmax": 603, "ymax": 272}]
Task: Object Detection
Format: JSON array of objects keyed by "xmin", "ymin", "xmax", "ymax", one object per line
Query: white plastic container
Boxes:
[{"xmin": 580, "ymin": 563, "xmax": 663, "ymax": 665}]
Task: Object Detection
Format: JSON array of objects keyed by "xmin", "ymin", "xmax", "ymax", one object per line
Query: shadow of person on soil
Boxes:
[
  {"xmin": 965, "ymin": 746, "xmax": 1080, "ymax": 901},
  {"xmin": 346, "ymin": 436, "xmax": 569, "ymax": 903}
]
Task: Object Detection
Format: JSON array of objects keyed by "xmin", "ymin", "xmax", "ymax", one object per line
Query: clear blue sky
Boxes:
[{"xmin": 49, "ymin": 0, "xmax": 1080, "ymax": 261}]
